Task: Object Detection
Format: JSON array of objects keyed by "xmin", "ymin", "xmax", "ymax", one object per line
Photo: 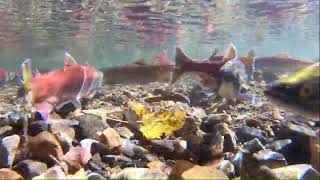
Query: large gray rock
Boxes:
[
  {"xmin": 0, "ymin": 134, "xmax": 20, "ymax": 168},
  {"xmin": 13, "ymin": 160, "xmax": 47, "ymax": 179}
]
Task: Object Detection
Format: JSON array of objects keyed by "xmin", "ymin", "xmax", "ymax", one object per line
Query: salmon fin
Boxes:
[
  {"xmin": 170, "ymin": 68, "xmax": 184, "ymax": 84},
  {"xmin": 21, "ymin": 59, "xmax": 33, "ymax": 92},
  {"xmin": 64, "ymin": 52, "xmax": 78, "ymax": 69},
  {"xmin": 171, "ymin": 48, "xmax": 193, "ymax": 84},
  {"xmin": 208, "ymin": 48, "xmax": 219, "ymax": 61},
  {"xmin": 248, "ymin": 49, "xmax": 256, "ymax": 57},
  {"xmin": 276, "ymin": 53, "xmax": 289, "ymax": 58},
  {"xmin": 223, "ymin": 43, "xmax": 237, "ymax": 61},
  {"xmin": 34, "ymin": 101, "xmax": 53, "ymax": 121}
]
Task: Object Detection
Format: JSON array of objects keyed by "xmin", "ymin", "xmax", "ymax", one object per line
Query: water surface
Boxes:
[{"xmin": 0, "ymin": 0, "xmax": 319, "ymax": 70}]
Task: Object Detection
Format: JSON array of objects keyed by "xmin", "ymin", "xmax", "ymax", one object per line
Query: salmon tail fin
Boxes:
[
  {"xmin": 21, "ymin": 59, "xmax": 32, "ymax": 93},
  {"xmin": 171, "ymin": 48, "xmax": 192, "ymax": 84}
]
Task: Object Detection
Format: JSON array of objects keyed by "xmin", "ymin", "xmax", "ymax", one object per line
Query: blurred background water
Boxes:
[{"xmin": 0, "ymin": 0, "xmax": 319, "ymax": 70}]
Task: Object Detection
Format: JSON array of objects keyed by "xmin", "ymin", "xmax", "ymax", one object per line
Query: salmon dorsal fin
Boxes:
[
  {"xmin": 64, "ymin": 52, "xmax": 78, "ymax": 69},
  {"xmin": 208, "ymin": 48, "xmax": 219, "ymax": 61},
  {"xmin": 248, "ymin": 49, "xmax": 256, "ymax": 58},
  {"xmin": 223, "ymin": 43, "xmax": 237, "ymax": 62}
]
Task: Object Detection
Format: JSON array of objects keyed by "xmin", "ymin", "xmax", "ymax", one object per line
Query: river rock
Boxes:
[
  {"xmin": 147, "ymin": 161, "xmax": 171, "ymax": 175},
  {"xmin": 210, "ymin": 132, "xmax": 224, "ymax": 157},
  {"xmin": 119, "ymin": 139, "xmax": 149, "ymax": 159},
  {"xmin": 267, "ymin": 139, "xmax": 292, "ymax": 152},
  {"xmin": 50, "ymin": 123, "xmax": 75, "ymax": 153},
  {"xmin": 253, "ymin": 149, "xmax": 287, "ymax": 169},
  {"xmin": 272, "ymin": 164, "xmax": 320, "ymax": 180},
  {"xmin": 243, "ymin": 138, "xmax": 265, "ymax": 153},
  {"xmin": 218, "ymin": 160, "xmax": 235, "ymax": 177},
  {"xmin": 103, "ymin": 155, "xmax": 134, "ymax": 168},
  {"xmin": 62, "ymin": 146, "xmax": 92, "ymax": 174},
  {"xmin": 276, "ymin": 120, "xmax": 317, "ymax": 164},
  {"xmin": 240, "ymin": 152, "xmax": 278, "ymax": 179},
  {"xmin": 150, "ymin": 139, "xmax": 188, "ymax": 158},
  {"xmin": 32, "ymin": 166, "xmax": 67, "ymax": 179},
  {"xmin": 75, "ymin": 114, "xmax": 110, "ymax": 140},
  {"xmin": 98, "ymin": 128, "xmax": 123, "ymax": 151},
  {"xmin": 114, "ymin": 127, "xmax": 134, "ymax": 139},
  {"xmin": 310, "ymin": 131, "xmax": 320, "ymax": 171},
  {"xmin": 87, "ymin": 172, "xmax": 105, "ymax": 180},
  {"xmin": 181, "ymin": 165, "xmax": 228, "ymax": 179},
  {"xmin": 13, "ymin": 160, "xmax": 47, "ymax": 179},
  {"xmin": 0, "ymin": 134, "xmax": 20, "ymax": 168},
  {"xmin": 0, "ymin": 168, "xmax": 23, "ymax": 180},
  {"xmin": 205, "ymin": 113, "xmax": 232, "ymax": 127},
  {"xmin": 28, "ymin": 131, "xmax": 63, "ymax": 163},
  {"xmin": 236, "ymin": 126, "xmax": 267, "ymax": 143},
  {"xmin": 109, "ymin": 168, "xmax": 168, "ymax": 180},
  {"xmin": 0, "ymin": 126, "xmax": 13, "ymax": 137},
  {"xmin": 170, "ymin": 160, "xmax": 195, "ymax": 179}
]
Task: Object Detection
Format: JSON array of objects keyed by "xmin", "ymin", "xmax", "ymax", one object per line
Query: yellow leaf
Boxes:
[
  {"xmin": 131, "ymin": 103, "xmax": 186, "ymax": 139},
  {"xmin": 68, "ymin": 168, "xmax": 87, "ymax": 179}
]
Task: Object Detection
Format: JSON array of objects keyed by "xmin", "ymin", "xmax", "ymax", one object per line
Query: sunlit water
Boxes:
[{"xmin": 0, "ymin": 0, "xmax": 319, "ymax": 70}]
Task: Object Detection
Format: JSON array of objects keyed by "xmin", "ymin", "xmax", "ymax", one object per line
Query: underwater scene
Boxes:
[{"xmin": 0, "ymin": 0, "xmax": 319, "ymax": 179}]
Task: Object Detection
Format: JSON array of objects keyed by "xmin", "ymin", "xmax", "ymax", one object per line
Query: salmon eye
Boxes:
[{"xmin": 299, "ymin": 84, "xmax": 312, "ymax": 97}]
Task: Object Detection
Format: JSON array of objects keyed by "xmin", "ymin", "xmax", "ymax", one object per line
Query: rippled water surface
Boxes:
[{"xmin": 0, "ymin": 0, "xmax": 319, "ymax": 69}]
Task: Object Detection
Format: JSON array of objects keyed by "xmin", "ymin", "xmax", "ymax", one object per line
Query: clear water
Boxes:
[{"xmin": 0, "ymin": 0, "xmax": 319, "ymax": 70}]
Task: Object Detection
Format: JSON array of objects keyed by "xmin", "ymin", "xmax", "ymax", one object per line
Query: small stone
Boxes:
[
  {"xmin": 75, "ymin": 114, "xmax": 110, "ymax": 140},
  {"xmin": 277, "ymin": 120, "xmax": 317, "ymax": 164},
  {"xmin": 218, "ymin": 160, "xmax": 235, "ymax": 177},
  {"xmin": 13, "ymin": 160, "xmax": 47, "ymax": 179},
  {"xmin": 0, "ymin": 168, "xmax": 23, "ymax": 180},
  {"xmin": 50, "ymin": 123, "xmax": 75, "ymax": 151},
  {"xmin": 28, "ymin": 131, "xmax": 64, "ymax": 163},
  {"xmin": 62, "ymin": 147, "xmax": 92, "ymax": 174},
  {"xmin": 87, "ymin": 172, "xmax": 105, "ymax": 180},
  {"xmin": 272, "ymin": 164, "xmax": 320, "ymax": 180},
  {"xmin": 264, "ymin": 126, "xmax": 275, "ymax": 137},
  {"xmin": 32, "ymin": 166, "xmax": 67, "ymax": 179},
  {"xmin": 119, "ymin": 139, "xmax": 149, "ymax": 159},
  {"xmin": 310, "ymin": 132, "xmax": 320, "ymax": 171},
  {"xmin": 205, "ymin": 113, "xmax": 232, "ymax": 126},
  {"xmin": 86, "ymin": 153, "xmax": 103, "ymax": 172},
  {"xmin": 236, "ymin": 126, "xmax": 267, "ymax": 143},
  {"xmin": 0, "ymin": 126, "xmax": 13, "ymax": 137},
  {"xmin": 240, "ymin": 152, "xmax": 278, "ymax": 180},
  {"xmin": 150, "ymin": 139, "xmax": 188, "ymax": 158},
  {"xmin": 181, "ymin": 165, "xmax": 228, "ymax": 179},
  {"xmin": 268, "ymin": 139, "xmax": 292, "ymax": 152},
  {"xmin": 147, "ymin": 161, "xmax": 171, "ymax": 174},
  {"xmin": 245, "ymin": 119, "xmax": 262, "ymax": 128},
  {"xmin": 114, "ymin": 127, "xmax": 134, "ymax": 139},
  {"xmin": 98, "ymin": 128, "xmax": 123, "ymax": 151},
  {"xmin": 210, "ymin": 132, "xmax": 224, "ymax": 157},
  {"xmin": 253, "ymin": 149, "xmax": 287, "ymax": 169},
  {"xmin": 103, "ymin": 155, "xmax": 133, "ymax": 168},
  {"xmin": 0, "ymin": 134, "xmax": 20, "ymax": 168},
  {"xmin": 109, "ymin": 168, "xmax": 168, "ymax": 180},
  {"xmin": 80, "ymin": 139, "xmax": 99, "ymax": 152},
  {"xmin": 243, "ymin": 138, "xmax": 265, "ymax": 153},
  {"xmin": 170, "ymin": 160, "xmax": 195, "ymax": 179}
]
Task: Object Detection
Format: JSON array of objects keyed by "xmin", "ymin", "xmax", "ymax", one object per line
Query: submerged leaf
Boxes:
[{"xmin": 131, "ymin": 103, "xmax": 186, "ymax": 139}]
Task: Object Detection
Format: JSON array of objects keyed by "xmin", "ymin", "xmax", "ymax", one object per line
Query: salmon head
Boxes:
[{"xmin": 22, "ymin": 53, "xmax": 103, "ymax": 120}]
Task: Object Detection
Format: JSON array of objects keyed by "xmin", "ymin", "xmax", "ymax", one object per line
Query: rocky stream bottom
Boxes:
[{"xmin": 0, "ymin": 76, "xmax": 319, "ymax": 179}]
